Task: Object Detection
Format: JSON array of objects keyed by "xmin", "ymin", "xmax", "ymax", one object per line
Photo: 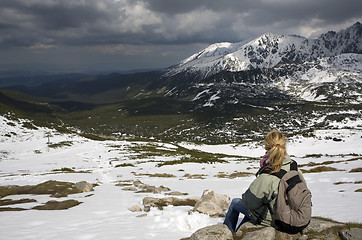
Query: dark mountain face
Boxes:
[{"xmin": 318, "ymin": 22, "xmax": 362, "ymax": 54}]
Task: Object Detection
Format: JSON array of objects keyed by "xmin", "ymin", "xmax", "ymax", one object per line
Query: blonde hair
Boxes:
[{"xmin": 264, "ymin": 130, "xmax": 287, "ymax": 173}]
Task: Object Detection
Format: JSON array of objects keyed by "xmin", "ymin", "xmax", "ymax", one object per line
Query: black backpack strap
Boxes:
[
  {"xmin": 271, "ymin": 169, "xmax": 287, "ymax": 179},
  {"xmin": 290, "ymin": 160, "xmax": 298, "ymax": 171},
  {"xmin": 286, "ymin": 175, "xmax": 302, "ymax": 194}
]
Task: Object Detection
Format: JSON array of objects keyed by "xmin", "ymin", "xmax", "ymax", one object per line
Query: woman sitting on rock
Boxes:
[{"xmin": 223, "ymin": 129, "xmax": 290, "ymax": 232}]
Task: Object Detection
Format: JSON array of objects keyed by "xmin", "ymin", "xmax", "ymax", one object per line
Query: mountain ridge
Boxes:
[{"xmin": 165, "ymin": 22, "xmax": 362, "ymax": 79}]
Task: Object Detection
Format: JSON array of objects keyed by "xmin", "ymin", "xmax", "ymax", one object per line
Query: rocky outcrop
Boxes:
[
  {"xmin": 134, "ymin": 189, "xmax": 230, "ymax": 216},
  {"xmin": 193, "ymin": 189, "xmax": 231, "ymax": 217},
  {"xmin": 186, "ymin": 218, "xmax": 362, "ymax": 240},
  {"xmin": 190, "ymin": 224, "xmax": 233, "ymax": 240},
  {"xmin": 303, "ymin": 217, "xmax": 343, "ymax": 233},
  {"xmin": 143, "ymin": 196, "xmax": 199, "ymax": 211},
  {"xmin": 116, "ymin": 179, "xmax": 171, "ymax": 194},
  {"xmin": 339, "ymin": 228, "xmax": 362, "ymax": 240},
  {"xmin": 240, "ymin": 227, "xmax": 275, "ymax": 240},
  {"xmin": 128, "ymin": 189, "xmax": 362, "ymax": 240}
]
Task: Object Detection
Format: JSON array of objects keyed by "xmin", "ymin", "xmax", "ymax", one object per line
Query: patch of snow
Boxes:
[{"xmin": 0, "ymin": 115, "xmax": 362, "ymax": 240}]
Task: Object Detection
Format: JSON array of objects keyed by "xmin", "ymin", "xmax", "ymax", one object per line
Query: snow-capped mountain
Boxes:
[
  {"xmin": 164, "ymin": 22, "xmax": 362, "ymax": 107},
  {"xmin": 274, "ymin": 54, "xmax": 362, "ymax": 103},
  {"xmin": 165, "ymin": 22, "xmax": 361, "ymax": 78}
]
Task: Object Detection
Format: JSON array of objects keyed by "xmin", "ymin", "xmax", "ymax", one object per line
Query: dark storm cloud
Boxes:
[
  {"xmin": 1, "ymin": 0, "xmax": 361, "ymax": 48},
  {"xmin": 144, "ymin": 0, "xmax": 362, "ymax": 26},
  {"xmin": 143, "ymin": 0, "xmax": 259, "ymax": 15},
  {"xmin": 2, "ymin": 1, "xmax": 107, "ymax": 30},
  {"xmin": 0, "ymin": 0, "xmax": 118, "ymax": 47},
  {"xmin": 0, "ymin": 0, "xmax": 360, "ymax": 72}
]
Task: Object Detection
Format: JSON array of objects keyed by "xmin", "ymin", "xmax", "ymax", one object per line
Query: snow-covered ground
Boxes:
[{"xmin": 0, "ymin": 115, "xmax": 362, "ymax": 240}]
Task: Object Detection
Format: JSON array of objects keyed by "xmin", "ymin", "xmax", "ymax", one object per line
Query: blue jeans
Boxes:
[{"xmin": 223, "ymin": 198, "xmax": 251, "ymax": 233}]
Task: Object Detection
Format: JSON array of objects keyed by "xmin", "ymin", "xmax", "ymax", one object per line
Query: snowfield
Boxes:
[{"xmin": 0, "ymin": 115, "xmax": 361, "ymax": 240}]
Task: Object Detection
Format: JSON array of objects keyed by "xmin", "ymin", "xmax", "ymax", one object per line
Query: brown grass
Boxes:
[
  {"xmin": 334, "ymin": 181, "xmax": 362, "ymax": 185},
  {"xmin": 33, "ymin": 200, "xmax": 81, "ymax": 210},
  {"xmin": 0, "ymin": 198, "xmax": 37, "ymax": 206},
  {"xmin": 132, "ymin": 172, "xmax": 176, "ymax": 178},
  {"xmin": 0, "ymin": 180, "xmax": 82, "ymax": 198},
  {"xmin": 215, "ymin": 171, "xmax": 254, "ymax": 178},
  {"xmin": 299, "ymin": 157, "xmax": 362, "ymax": 168},
  {"xmin": 349, "ymin": 168, "xmax": 362, "ymax": 173},
  {"xmin": 182, "ymin": 174, "xmax": 207, "ymax": 179},
  {"xmin": 0, "ymin": 207, "xmax": 27, "ymax": 212},
  {"xmin": 301, "ymin": 166, "xmax": 342, "ymax": 173},
  {"xmin": 148, "ymin": 173, "xmax": 176, "ymax": 178}
]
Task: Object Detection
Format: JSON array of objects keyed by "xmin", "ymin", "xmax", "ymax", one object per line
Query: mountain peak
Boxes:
[
  {"xmin": 166, "ymin": 22, "xmax": 361, "ymax": 78},
  {"xmin": 350, "ymin": 21, "xmax": 361, "ymax": 29},
  {"xmin": 181, "ymin": 42, "xmax": 233, "ymax": 65}
]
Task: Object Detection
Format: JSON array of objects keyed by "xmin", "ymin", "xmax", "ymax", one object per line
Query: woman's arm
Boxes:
[{"xmin": 241, "ymin": 174, "xmax": 276, "ymax": 210}]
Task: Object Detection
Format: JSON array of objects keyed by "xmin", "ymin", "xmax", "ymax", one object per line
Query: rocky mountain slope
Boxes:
[
  {"xmin": 166, "ymin": 22, "xmax": 361, "ymax": 78},
  {"xmin": 163, "ymin": 22, "xmax": 362, "ymax": 108}
]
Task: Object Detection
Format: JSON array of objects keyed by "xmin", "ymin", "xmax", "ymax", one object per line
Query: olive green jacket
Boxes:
[{"xmin": 241, "ymin": 156, "xmax": 292, "ymax": 226}]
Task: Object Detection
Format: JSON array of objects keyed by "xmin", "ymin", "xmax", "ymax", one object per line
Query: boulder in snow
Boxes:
[
  {"xmin": 339, "ymin": 228, "xmax": 362, "ymax": 240},
  {"xmin": 190, "ymin": 224, "xmax": 233, "ymax": 240},
  {"xmin": 193, "ymin": 190, "xmax": 231, "ymax": 217},
  {"xmin": 75, "ymin": 181, "xmax": 93, "ymax": 192},
  {"xmin": 129, "ymin": 204, "xmax": 142, "ymax": 212}
]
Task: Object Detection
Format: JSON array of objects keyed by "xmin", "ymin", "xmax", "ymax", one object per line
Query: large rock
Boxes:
[
  {"xmin": 274, "ymin": 231, "xmax": 305, "ymax": 240},
  {"xmin": 128, "ymin": 204, "xmax": 142, "ymax": 212},
  {"xmin": 193, "ymin": 190, "xmax": 231, "ymax": 217},
  {"xmin": 339, "ymin": 228, "xmax": 362, "ymax": 240},
  {"xmin": 238, "ymin": 222, "xmax": 264, "ymax": 231},
  {"xmin": 190, "ymin": 224, "xmax": 233, "ymax": 240},
  {"xmin": 241, "ymin": 227, "xmax": 275, "ymax": 240},
  {"xmin": 303, "ymin": 218, "xmax": 343, "ymax": 233},
  {"xmin": 75, "ymin": 181, "xmax": 93, "ymax": 192},
  {"xmin": 187, "ymin": 217, "xmax": 362, "ymax": 240}
]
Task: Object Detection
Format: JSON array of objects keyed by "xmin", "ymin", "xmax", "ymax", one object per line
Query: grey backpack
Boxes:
[{"xmin": 260, "ymin": 161, "xmax": 312, "ymax": 234}]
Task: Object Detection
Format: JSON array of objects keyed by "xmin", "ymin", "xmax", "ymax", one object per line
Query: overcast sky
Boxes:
[{"xmin": 0, "ymin": 0, "xmax": 361, "ymax": 73}]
